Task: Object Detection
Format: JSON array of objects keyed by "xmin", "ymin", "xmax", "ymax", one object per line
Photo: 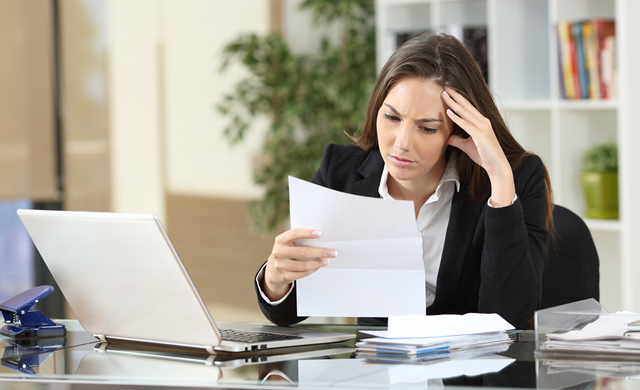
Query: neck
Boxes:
[{"xmin": 387, "ymin": 158, "xmax": 448, "ymax": 216}]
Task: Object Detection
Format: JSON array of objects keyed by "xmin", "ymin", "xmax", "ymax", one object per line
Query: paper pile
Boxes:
[
  {"xmin": 356, "ymin": 313, "xmax": 514, "ymax": 363},
  {"xmin": 537, "ymin": 312, "xmax": 640, "ymax": 358}
]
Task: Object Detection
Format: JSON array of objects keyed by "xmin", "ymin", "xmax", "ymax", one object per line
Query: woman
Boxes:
[{"xmin": 254, "ymin": 32, "xmax": 553, "ymax": 329}]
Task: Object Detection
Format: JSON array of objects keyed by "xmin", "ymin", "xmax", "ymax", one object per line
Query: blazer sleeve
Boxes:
[
  {"xmin": 255, "ymin": 263, "xmax": 307, "ymax": 326},
  {"xmin": 254, "ymin": 144, "xmax": 339, "ymax": 326},
  {"xmin": 478, "ymin": 155, "xmax": 548, "ymax": 328}
]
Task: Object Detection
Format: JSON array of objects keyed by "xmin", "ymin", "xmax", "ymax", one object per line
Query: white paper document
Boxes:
[
  {"xmin": 385, "ymin": 313, "xmax": 515, "ymax": 338},
  {"xmin": 539, "ymin": 312, "xmax": 640, "ymax": 355},
  {"xmin": 545, "ymin": 312, "xmax": 640, "ymax": 342},
  {"xmin": 288, "ymin": 176, "xmax": 425, "ymax": 317}
]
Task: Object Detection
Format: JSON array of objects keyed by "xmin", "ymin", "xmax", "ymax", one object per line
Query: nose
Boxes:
[{"xmin": 394, "ymin": 122, "xmax": 413, "ymax": 151}]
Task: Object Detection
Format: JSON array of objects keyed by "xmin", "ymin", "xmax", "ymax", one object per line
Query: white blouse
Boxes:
[
  {"xmin": 258, "ymin": 154, "xmax": 460, "ymax": 308},
  {"xmin": 377, "ymin": 156, "xmax": 459, "ymax": 308}
]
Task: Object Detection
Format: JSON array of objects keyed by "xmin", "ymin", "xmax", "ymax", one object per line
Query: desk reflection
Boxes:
[
  {"xmin": 537, "ymin": 357, "xmax": 640, "ymax": 389},
  {"xmin": 5, "ymin": 325, "xmax": 640, "ymax": 389},
  {"xmin": 1, "ymin": 337, "xmax": 64, "ymax": 375}
]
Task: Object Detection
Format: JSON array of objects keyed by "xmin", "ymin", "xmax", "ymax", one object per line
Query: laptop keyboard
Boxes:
[{"xmin": 219, "ymin": 328, "xmax": 303, "ymax": 343}]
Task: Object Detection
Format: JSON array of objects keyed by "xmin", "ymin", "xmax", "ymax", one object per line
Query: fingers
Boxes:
[
  {"xmin": 275, "ymin": 228, "xmax": 321, "ymax": 246},
  {"xmin": 266, "ymin": 228, "xmax": 337, "ymax": 290},
  {"xmin": 274, "ymin": 228, "xmax": 336, "ymax": 260},
  {"xmin": 446, "ymin": 108, "xmax": 474, "ymax": 137},
  {"xmin": 442, "ymin": 88, "xmax": 493, "ymax": 138},
  {"xmin": 442, "ymin": 87, "xmax": 513, "ymax": 183},
  {"xmin": 442, "ymin": 87, "xmax": 486, "ymax": 125},
  {"xmin": 270, "ymin": 257, "xmax": 328, "ymax": 279}
]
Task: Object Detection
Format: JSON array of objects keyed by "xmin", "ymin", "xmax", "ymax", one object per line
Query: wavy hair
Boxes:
[{"xmin": 354, "ymin": 31, "xmax": 554, "ymax": 230}]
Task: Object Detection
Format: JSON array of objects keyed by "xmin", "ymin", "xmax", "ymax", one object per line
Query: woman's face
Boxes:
[{"xmin": 376, "ymin": 77, "xmax": 454, "ymax": 191}]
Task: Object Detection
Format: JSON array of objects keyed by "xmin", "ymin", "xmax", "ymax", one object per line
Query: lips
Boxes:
[{"xmin": 390, "ymin": 155, "xmax": 414, "ymax": 168}]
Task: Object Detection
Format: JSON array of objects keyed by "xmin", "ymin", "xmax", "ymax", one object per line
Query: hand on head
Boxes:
[
  {"xmin": 442, "ymin": 87, "xmax": 516, "ymax": 206},
  {"xmin": 441, "ymin": 87, "xmax": 509, "ymax": 176},
  {"xmin": 263, "ymin": 228, "xmax": 336, "ymax": 301}
]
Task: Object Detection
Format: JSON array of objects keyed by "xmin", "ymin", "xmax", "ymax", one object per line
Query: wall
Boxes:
[
  {"xmin": 105, "ymin": 0, "xmax": 271, "ymax": 219},
  {"xmin": 163, "ymin": 0, "xmax": 269, "ymax": 200}
]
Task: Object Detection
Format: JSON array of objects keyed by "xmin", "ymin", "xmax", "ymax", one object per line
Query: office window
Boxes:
[{"xmin": 0, "ymin": 199, "xmax": 34, "ymax": 302}]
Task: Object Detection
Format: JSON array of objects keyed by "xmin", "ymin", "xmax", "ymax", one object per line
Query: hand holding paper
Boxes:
[
  {"xmin": 263, "ymin": 228, "xmax": 336, "ymax": 301},
  {"xmin": 288, "ymin": 176, "xmax": 426, "ymax": 317}
]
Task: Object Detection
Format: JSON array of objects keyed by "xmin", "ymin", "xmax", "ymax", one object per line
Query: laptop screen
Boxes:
[{"xmin": 17, "ymin": 209, "xmax": 221, "ymax": 349}]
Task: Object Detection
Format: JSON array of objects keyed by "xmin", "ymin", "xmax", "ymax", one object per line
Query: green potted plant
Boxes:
[{"xmin": 580, "ymin": 142, "xmax": 618, "ymax": 219}]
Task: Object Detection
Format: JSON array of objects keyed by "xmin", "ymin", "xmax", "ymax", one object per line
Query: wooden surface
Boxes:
[{"xmin": 166, "ymin": 193, "xmax": 277, "ymax": 322}]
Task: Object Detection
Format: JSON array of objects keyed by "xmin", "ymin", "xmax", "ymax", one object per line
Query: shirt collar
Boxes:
[{"xmin": 378, "ymin": 151, "xmax": 460, "ymax": 200}]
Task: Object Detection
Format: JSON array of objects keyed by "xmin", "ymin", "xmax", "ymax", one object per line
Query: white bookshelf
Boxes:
[{"xmin": 375, "ymin": 0, "xmax": 640, "ymax": 312}]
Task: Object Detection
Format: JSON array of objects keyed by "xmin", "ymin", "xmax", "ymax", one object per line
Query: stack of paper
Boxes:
[
  {"xmin": 356, "ymin": 313, "xmax": 514, "ymax": 363},
  {"xmin": 537, "ymin": 312, "xmax": 640, "ymax": 358}
]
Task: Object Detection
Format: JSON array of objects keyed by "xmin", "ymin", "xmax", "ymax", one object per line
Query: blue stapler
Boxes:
[{"xmin": 0, "ymin": 285, "xmax": 66, "ymax": 339}]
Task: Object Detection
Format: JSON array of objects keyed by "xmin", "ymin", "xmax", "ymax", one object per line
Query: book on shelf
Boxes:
[
  {"xmin": 556, "ymin": 19, "xmax": 616, "ymax": 100},
  {"xmin": 582, "ymin": 22, "xmax": 600, "ymax": 100},
  {"xmin": 572, "ymin": 22, "xmax": 589, "ymax": 99},
  {"xmin": 596, "ymin": 20, "xmax": 617, "ymax": 99},
  {"xmin": 557, "ymin": 21, "xmax": 575, "ymax": 99}
]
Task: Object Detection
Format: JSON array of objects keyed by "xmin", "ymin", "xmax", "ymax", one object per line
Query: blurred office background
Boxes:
[
  {"xmin": 2, "ymin": 0, "xmax": 639, "ymax": 322},
  {"xmin": 0, "ymin": 0, "xmax": 335, "ymax": 323}
]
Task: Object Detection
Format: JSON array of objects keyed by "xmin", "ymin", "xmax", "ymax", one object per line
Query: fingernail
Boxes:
[
  {"xmin": 443, "ymin": 90, "xmax": 450, "ymax": 98},
  {"xmin": 447, "ymin": 108, "xmax": 454, "ymax": 116},
  {"xmin": 322, "ymin": 259, "xmax": 330, "ymax": 266},
  {"xmin": 328, "ymin": 250, "xmax": 337, "ymax": 257},
  {"xmin": 312, "ymin": 230, "xmax": 322, "ymax": 237}
]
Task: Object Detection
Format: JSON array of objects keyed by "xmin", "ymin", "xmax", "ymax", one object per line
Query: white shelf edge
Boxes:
[
  {"xmin": 498, "ymin": 100, "xmax": 552, "ymax": 111},
  {"xmin": 584, "ymin": 218, "xmax": 621, "ymax": 232},
  {"xmin": 382, "ymin": 0, "xmax": 434, "ymax": 6},
  {"xmin": 497, "ymin": 99, "xmax": 619, "ymax": 111},
  {"xmin": 556, "ymin": 99, "xmax": 619, "ymax": 110}
]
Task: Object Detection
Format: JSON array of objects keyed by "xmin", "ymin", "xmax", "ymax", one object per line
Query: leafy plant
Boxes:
[
  {"xmin": 583, "ymin": 142, "xmax": 618, "ymax": 172},
  {"xmin": 218, "ymin": 0, "xmax": 376, "ymax": 232}
]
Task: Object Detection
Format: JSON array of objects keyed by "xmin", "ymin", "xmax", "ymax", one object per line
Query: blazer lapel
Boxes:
[
  {"xmin": 351, "ymin": 149, "xmax": 384, "ymax": 198},
  {"xmin": 351, "ymin": 148, "xmax": 483, "ymax": 312},
  {"xmin": 432, "ymin": 189, "xmax": 484, "ymax": 310}
]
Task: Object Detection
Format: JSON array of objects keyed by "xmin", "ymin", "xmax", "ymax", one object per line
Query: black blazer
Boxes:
[{"xmin": 255, "ymin": 144, "xmax": 548, "ymax": 328}]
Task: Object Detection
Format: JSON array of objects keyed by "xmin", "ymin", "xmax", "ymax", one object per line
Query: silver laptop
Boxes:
[
  {"xmin": 90, "ymin": 341, "xmax": 354, "ymax": 368},
  {"xmin": 17, "ymin": 209, "xmax": 355, "ymax": 353}
]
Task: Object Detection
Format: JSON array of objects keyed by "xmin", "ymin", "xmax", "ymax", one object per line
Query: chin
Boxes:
[{"xmin": 388, "ymin": 169, "xmax": 417, "ymax": 182}]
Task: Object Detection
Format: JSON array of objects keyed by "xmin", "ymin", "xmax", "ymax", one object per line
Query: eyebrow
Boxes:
[{"xmin": 384, "ymin": 104, "xmax": 443, "ymax": 123}]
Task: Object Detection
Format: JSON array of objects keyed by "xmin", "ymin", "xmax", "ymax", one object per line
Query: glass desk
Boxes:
[{"xmin": 1, "ymin": 320, "xmax": 639, "ymax": 390}]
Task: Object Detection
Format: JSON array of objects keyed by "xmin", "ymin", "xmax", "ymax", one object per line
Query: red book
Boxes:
[
  {"xmin": 568, "ymin": 22, "xmax": 582, "ymax": 99},
  {"xmin": 592, "ymin": 20, "xmax": 615, "ymax": 98}
]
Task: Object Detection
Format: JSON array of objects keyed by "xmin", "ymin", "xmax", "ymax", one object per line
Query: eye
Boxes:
[
  {"xmin": 419, "ymin": 126, "xmax": 438, "ymax": 134},
  {"xmin": 384, "ymin": 113, "xmax": 400, "ymax": 122}
]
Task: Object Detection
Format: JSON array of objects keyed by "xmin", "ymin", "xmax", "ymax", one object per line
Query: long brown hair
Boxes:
[{"xmin": 355, "ymin": 31, "xmax": 554, "ymax": 230}]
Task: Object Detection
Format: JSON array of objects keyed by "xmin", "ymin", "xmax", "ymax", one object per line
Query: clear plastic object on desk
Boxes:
[
  {"xmin": 534, "ymin": 298, "xmax": 608, "ymax": 344},
  {"xmin": 535, "ymin": 299, "xmax": 640, "ymax": 390}
]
